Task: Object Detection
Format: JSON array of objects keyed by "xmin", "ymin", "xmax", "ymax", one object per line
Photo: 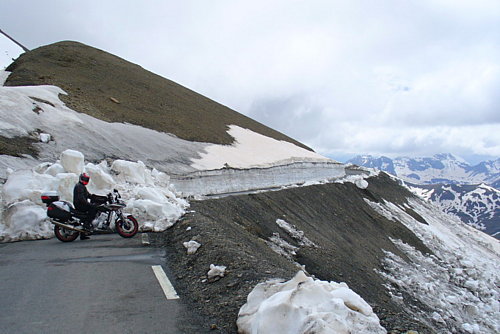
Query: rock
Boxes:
[{"xmin": 226, "ymin": 281, "xmax": 238, "ymax": 288}]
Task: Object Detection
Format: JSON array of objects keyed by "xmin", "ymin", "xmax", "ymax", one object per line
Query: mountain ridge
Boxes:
[
  {"xmin": 348, "ymin": 154, "xmax": 500, "ymax": 239},
  {"xmin": 348, "ymin": 153, "xmax": 499, "ymax": 187},
  {"xmin": 4, "ymin": 41, "xmax": 311, "ymax": 151}
]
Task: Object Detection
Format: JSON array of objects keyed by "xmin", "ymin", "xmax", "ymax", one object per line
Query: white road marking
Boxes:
[
  {"xmin": 141, "ymin": 233, "xmax": 150, "ymax": 245},
  {"xmin": 152, "ymin": 265, "xmax": 180, "ymax": 300}
]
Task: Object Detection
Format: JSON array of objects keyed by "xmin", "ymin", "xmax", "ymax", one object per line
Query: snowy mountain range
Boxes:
[
  {"xmin": 348, "ymin": 153, "xmax": 500, "ymax": 187},
  {"xmin": 1, "ymin": 41, "xmax": 499, "ymax": 333},
  {"xmin": 408, "ymin": 183, "xmax": 499, "ymax": 238},
  {"xmin": 348, "ymin": 154, "xmax": 500, "ymax": 239}
]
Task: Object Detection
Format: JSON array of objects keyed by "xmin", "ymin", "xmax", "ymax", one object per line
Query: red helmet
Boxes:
[{"xmin": 79, "ymin": 173, "xmax": 90, "ymax": 185}]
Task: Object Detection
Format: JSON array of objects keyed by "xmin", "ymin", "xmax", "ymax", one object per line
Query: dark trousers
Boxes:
[{"xmin": 77, "ymin": 204, "xmax": 98, "ymax": 227}]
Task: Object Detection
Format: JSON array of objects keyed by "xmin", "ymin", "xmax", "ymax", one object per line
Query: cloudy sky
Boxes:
[{"xmin": 1, "ymin": 0, "xmax": 499, "ymax": 163}]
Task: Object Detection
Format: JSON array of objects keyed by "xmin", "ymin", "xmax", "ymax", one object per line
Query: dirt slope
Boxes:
[
  {"xmin": 157, "ymin": 173, "xmax": 436, "ymax": 333},
  {"xmin": 4, "ymin": 41, "xmax": 311, "ymax": 150}
]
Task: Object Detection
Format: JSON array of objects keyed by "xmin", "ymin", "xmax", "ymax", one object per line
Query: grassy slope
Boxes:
[{"xmin": 5, "ymin": 41, "xmax": 312, "ymax": 150}]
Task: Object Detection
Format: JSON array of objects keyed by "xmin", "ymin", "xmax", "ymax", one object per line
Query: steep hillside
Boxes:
[
  {"xmin": 4, "ymin": 41, "xmax": 311, "ymax": 150},
  {"xmin": 159, "ymin": 174, "xmax": 431, "ymax": 333},
  {"xmin": 159, "ymin": 173, "xmax": 499, "ymax": 333}
]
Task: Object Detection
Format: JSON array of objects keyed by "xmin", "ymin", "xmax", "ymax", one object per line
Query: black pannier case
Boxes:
[{"xmin": 47, "ymin": 201, "xmax": 73, "ymax": 221}]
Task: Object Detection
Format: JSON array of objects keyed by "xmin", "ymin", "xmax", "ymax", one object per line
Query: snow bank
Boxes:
[
  {"xmin": 171, "ymin": 161, "xmax": 346, "ymax": 197},
  {"xmin": 237, "ymin": 271, "xmax": 386, "ymax": 334},
  {"xmin": 0, "ymin": 151, "xmax": 187, "ymax": 242},
  {"xmin": 0, "ymin": 70, "xmax": 10, "ymax": 85},
  {"xmin": 366, "ymin": 198, "xmax": 500, "ymax": 333},
  {"xmin": 191, "ymin": 125, "xmax": 331, "ymax": 170}
]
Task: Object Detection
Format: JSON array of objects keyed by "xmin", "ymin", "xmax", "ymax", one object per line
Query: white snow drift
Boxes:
[
  {"xmin": 0, "ymin": 149, "xmax": 188, "ymax": 242},
  {"xmin": 366, "ymin": 198, "xmax": 500, "ymax": 333},
  {"xmin": 191, "ymin": 125, "xmax": 330, "ymax": 170},
  {"xmin": 237, "ymin": 271, "xmax": 386, "ymax": 334}
]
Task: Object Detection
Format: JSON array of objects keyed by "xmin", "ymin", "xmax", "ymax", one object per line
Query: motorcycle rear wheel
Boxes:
[
  {"xmin": 54, "ymin": 225, "xmax": 79, "ymax": 242},
  {"xmin": 116, "ymin": 215, "xmax": 139, "ymax": 238}
]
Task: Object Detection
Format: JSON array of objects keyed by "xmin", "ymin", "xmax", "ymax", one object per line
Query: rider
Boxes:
[{"xmin": 73, "ymin": 172, "xmax": 97, "ymax": 240}]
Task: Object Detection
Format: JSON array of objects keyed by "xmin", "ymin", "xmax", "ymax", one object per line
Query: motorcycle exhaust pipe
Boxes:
[{"xmin": 52, "ymin": 221, "xmax": 86, "ymax": 233}]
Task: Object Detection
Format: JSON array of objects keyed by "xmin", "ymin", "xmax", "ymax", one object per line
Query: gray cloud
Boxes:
[{"xmin": 1, "ymin": 0, "xmax": 499, "ymax": 163}]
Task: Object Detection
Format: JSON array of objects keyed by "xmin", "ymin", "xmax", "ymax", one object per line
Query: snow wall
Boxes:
[
  {"xmin": 0, "ymin": 150, "xmax": 188, "ymax": 242},
  {"xmin": 171, "ymin": 161, "xmax": 346, "ymax": 197}
]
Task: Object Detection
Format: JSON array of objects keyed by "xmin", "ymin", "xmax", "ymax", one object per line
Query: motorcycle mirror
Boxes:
[{"xmin": 113, "ymin": 189, "xmax": 118, "ymax": 193}]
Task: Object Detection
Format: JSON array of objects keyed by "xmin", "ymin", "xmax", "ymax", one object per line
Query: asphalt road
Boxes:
[{"xmin": 0, "ymin": 233, "xmax": 208, "ymax": 334}]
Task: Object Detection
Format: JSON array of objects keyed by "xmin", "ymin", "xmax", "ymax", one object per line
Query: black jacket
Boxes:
[{"xmin": 73, "ymin": 182, "xmax": 92, "ymax": 211}]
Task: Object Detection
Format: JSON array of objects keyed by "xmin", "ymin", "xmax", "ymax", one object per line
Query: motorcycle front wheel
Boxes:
[
  {"xmin": 116, "ymin": 215, "xmax": 139, "ymax": 238},
  {"xmin": 54, "ymin": 225, "xmax": 79, "ymax": 242}
]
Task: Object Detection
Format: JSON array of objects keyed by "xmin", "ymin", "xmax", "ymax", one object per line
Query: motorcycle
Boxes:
[{"xmin": 41, "ymin": 189, "xmax": 139, "ymax": 242}]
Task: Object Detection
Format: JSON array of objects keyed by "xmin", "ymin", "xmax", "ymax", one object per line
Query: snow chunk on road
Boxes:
[
  {"xmin": 191, "ymin": 125, "xmax": 330, "ymax": 170},
  {"xmin": 237, "ymin": 271, "xmax": 386, "ymax": 334},
  {"xmin": 60, "ymin": 149, "xmax": 84, "ymax": 174},
  {"xmin": 128, "ymin": 186, "xmax": 188, "ymax": 232},
  {"xmin": 0, "ymin": 200, "xmax": 52, "ymax": 242}
]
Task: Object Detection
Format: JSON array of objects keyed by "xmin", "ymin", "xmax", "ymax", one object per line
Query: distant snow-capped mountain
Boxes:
[
  {"xmin": 408, "ymin": 183, "xmax": 500, "ymax": 239},
  {"xmin": 348, "ymin": 154, "xmax": 500, "ymax": 239},
  {"xmin": 348, "ymin": 153, "xmax": 499, "ymax": 188}
]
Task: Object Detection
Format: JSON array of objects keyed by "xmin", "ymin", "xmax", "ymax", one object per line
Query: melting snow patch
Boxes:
[
  {"xmin": 365, "ymin": 198, "xmax": 500, "ymax": 333},
  {"xmin": 275, "ymin": 218, "xmax": 316, "ymax": 247},
  {"xmin": 183, "ymin": 240, "xmax": 201, "ymax": 254},
  {"xmin": 237, "ymin": 271, "xmax": 386, "ymax": 334},
  {"xmin": 266, "ymin": 232, "xmax": 298, "ymax": 259},
  {"xmin": 379, "ymin": 239, "xmax": 499, "ymax": 334},
  {"xmin": 190, "ymin": 125, "xmax": 330, "ymax": 170},
  {"xmin": 207, "ymin": 264, "xmax": 226, "ymax": 279}
]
